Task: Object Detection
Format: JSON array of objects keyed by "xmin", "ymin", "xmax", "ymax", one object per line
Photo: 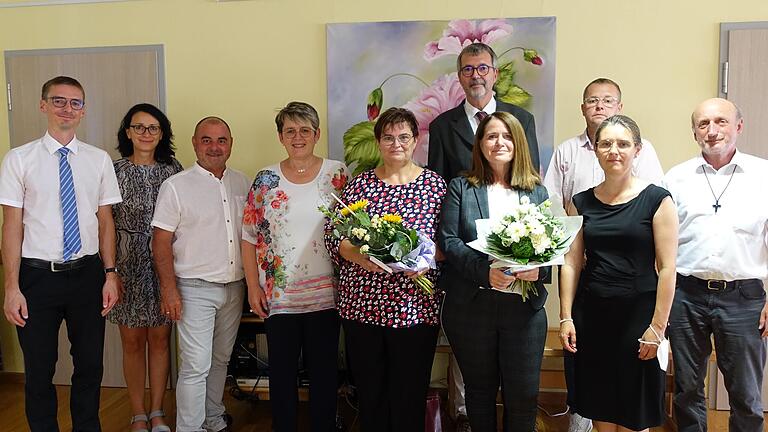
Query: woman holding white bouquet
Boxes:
[
  {"xmin": 324, "ymin": 107, "xmax": 446, "ymax": 432},
  {"xmin": 559, "ymin": 114, "xmax": 677, "ymax": 432},
  {"xmin": 438, "ymin": 111, "xmax": 550, "ymax": 431}
]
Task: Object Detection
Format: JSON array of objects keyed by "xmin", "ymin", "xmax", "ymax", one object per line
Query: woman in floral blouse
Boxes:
[
  {"xmin": 241, "ymin": 102, "xmax": 348, "ymax": 432},
  {"xmin": 325, "ymin": 107, "xmax": 446, "ymax": 432}
]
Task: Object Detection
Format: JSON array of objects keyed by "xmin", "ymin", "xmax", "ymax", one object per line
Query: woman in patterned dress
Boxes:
[
  {"xmin": 108, "ymin": 103, "xmax": 182, "ymax": 432},
  {"xmin": 241, "ymin": 102, "xmax": 349, "ymax": 432},
  {"xmin": 325, "ymin": 107, "xmax": 447, "ymax": 432}
]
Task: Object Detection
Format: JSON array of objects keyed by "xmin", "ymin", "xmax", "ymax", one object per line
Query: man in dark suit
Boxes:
[{"xmin": 428, "ymin": 42, "xmax": 540, "ymax": 181}]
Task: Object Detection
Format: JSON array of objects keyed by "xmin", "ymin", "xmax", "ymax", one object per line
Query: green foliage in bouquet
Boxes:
[
  {"xmin": 484, "ymin": 197, "xmax": 567, "ymax": 301},
  {"xmin": 319, "ymin": 199, "xmax": 433, "ymax": 294}
]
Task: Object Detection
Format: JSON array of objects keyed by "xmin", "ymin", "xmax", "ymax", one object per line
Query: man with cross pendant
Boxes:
[
  {"xmin": 0, "ymin": 76, "xmax": 121, "ymax": 431},
  {"xmin": 663, "ymin": 98, "xmax": 768, "ymax": 432}
]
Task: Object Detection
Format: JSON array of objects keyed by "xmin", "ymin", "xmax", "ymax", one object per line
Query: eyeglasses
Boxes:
[
  {"xmin": 595, "ymin": 139, "xmax": 634, "ymax": 151},
  {"xmin": 46, "ymin": 96, "xmax": 85, "ymax": 111},
  {"xmin": 584, "ymin": 96, "xmax": 620, "ymax": 108},
  {"xmin": 380, "ymin": 134, "xmax": 413, "ymax": 147},
  {"xmin": 282, "ymin": 127, "xmax": 315, "ymax": 139},
  {"xmin": 129, "ymin": 124, "xmax": 162, "ymax": 136},
  {"xmin": 459, "ymin": 64, "xmax": 494, "ymax": 78}
]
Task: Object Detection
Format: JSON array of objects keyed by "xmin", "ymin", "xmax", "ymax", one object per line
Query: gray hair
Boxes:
[
  {"xmin": 456, "ymin": 42, "xmax": 498, "ymax": 71},
  {"xmin": 275, "ymin": 101, "xmax": 320, "ymax": 132}
]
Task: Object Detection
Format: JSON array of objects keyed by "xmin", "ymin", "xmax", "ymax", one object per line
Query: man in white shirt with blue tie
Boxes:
[{"xmin": 0, "ymin": 76, "xmax": 121, "ymax": 432}]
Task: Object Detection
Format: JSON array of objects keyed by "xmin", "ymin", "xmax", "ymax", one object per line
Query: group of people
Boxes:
[{"xmin": 1, "ymin": 40, "xmax": 767, "ymax": 432}]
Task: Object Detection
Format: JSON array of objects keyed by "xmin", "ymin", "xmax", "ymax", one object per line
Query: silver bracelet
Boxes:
[{"xmin": 559, "ymin": 318, "xmax": 574, "ymax": 324}]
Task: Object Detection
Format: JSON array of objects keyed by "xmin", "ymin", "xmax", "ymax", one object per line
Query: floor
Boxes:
[{"xmin": 0, "ymin": 376, "xmax": 764, "ymax": 431}]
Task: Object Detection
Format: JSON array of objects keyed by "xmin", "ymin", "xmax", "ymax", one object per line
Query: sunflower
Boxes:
[
  {"xmin": 381, "ymin": 213, "xmax": 403, "ymax": 224},
  {"xmin": 340, "ymin": 199, "xmax": 369, "ymax": 216}
]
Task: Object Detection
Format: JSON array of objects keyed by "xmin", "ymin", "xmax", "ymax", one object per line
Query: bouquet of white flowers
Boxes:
[{"xmin": 468, "ymin": 196, "xmax": 583, "ymax": 301}]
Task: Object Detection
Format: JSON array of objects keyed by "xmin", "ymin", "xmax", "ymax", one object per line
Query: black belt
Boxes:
[
  {"xmin": 21, "ymin": 254, "xmax": 99, "ymax": 272},
  {"xmin": 678, "ymin": 274, "xmax": 760, "ymax": 292}
]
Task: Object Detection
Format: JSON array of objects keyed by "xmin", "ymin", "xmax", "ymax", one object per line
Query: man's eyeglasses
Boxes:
[
  {"xmin": 46, "ymin": 96, "xmax": 85, "ymax": 111},
  {"xmin": 584, "ymin": 96, "xmax": 620, "ymax": 108},
  {"xmin": 129, "ymin": 124, "xmax": 162, "ymax": 136},
  {"xmin": 595, "ymin": 139, "xmax": 634, "ymax": 151},
  {"xmin": 459, "ymin": 64, "xmax": 494, "ymax": 78},
  {"xmin": 282, "ymin": 127, "xmax": 316, "ymax": 139},
  {"xmin": 380, "ymin": 134, "xmax": 413, "ymax": 147}
]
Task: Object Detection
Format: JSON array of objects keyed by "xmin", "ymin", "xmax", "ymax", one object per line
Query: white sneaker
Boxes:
[{"xmin": 568, "ymin": 412, "xmax": 593, "ymax": 432}]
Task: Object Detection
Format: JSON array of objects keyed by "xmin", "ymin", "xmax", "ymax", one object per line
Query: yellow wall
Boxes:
[
  {"xmin": 1, "ymin": 0, "xmax": 768, "ymax": 173},
  {"xmin": 2, "ymin": 0, "xmax": 768, "ymax": 373}
]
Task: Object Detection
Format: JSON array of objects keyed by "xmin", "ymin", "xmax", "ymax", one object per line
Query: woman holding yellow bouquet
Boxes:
[
  {"xmin": 324, "ymin": 107, "xmax": 446, "ymax": 432},
  {"xmin": 438, "ymin": 111, "xmax": 550, "ymax": 432}
]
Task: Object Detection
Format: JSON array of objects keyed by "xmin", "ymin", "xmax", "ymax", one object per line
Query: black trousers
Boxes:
[
  {"xmin": 342, "ymin": 319, "xmax": 439, "ymax": 432},
  {"xmin": 265, "ymin": 309, "xmax": 340, "ymax": 432},
  {"xmin": 16, "ymin": 255, "xmax": 106, "ymax": 432},
  {"xmin": 442, "ymin": 290, "xmax": 547, "ymax": 432}
]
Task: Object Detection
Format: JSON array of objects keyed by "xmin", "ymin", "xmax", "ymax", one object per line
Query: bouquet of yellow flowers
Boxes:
[{"xmin": 320, "ymin": 196, "xmax": 436, "ymax": 295}]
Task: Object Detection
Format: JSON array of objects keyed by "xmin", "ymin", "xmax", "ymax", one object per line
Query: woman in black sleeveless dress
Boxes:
[{"xmin": 558, "ymin": 115, "xmax": 678, "ymax": 431}]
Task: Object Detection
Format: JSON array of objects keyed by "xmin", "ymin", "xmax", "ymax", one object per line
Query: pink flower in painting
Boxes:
[
  {"xmin": 402, "ymin": 73, "xmax": 467, "ymax": 166},
  {"xmin": 424, "ymin": 19, "xmax": 514, "ymax": 61}
]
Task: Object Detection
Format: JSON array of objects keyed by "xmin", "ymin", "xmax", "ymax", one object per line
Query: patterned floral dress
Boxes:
[
  {"xmin": 325, "ymin": 168, "xmax": 447, "ymax": 328},
  {"xmin": 242, "ymin": 159, "xmax": 349, "ymax": 316},
  {"xmin": 107, "ymin": 157, "xmax": 183, "ymax": 327}
]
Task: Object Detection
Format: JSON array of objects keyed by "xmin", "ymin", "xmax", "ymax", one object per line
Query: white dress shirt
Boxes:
[
  {"xmin": 0, "ymin": 133, "xmax": 122, "ymax": 261},
  {"xmin": 543, "ymin": 131, "xmax": 664, "ymax": 210},
  {"xmin": 152, "ymin": 163, "xmax": 250, "ymax": 284},
  {"xmin": 662, "ymin": 151, "xmax": 768, "ymax": 281},
  {"xmin": 464, "ymin": 97, "xmax": 497, "ymax": 134}
]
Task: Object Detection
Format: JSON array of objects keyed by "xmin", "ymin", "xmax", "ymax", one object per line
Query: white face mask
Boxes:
[
  {"xmin": 643, "ymin": 324, "xmax": 670, "ymax": 371},
  {"xmin": 657, "ymin": 338, "xmax": 670, "ymax": 372}
]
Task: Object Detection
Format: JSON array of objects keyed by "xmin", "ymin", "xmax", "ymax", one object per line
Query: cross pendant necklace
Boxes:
[{"xmin": 701, "ymin": 164, "xmax": 737, "ymax": 214}]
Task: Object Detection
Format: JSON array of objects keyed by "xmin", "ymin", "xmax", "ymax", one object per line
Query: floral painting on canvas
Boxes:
[{"xmin": 326, "ymin": 17, "xmax": 556, "ymax": 175}]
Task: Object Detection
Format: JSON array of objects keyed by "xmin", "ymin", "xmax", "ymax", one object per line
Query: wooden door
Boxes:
[
  {"xmin": 4, "ymin": 45, "xmax": 169, "ymax": 387},
  {"xmin": 718, "ymin": 24, "xmax": 768, "ymax": 159}
]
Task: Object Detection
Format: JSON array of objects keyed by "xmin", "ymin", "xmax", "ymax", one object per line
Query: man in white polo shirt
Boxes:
[
  {"xmin": 0, "ymin": 75, "xmax": 121, "ymax": 431},
  {"xmin": 152, "ymin": 116, "xmax": 250, "ymax": 432},
  {"xmin": 663, "ymin": 98, "xmax": 768, "ymax": 432}
]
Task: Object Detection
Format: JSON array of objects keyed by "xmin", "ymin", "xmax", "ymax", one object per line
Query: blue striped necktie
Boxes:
[{"xmin": 57, "ymin": 147, "xmax": 82, "ymax": 261}]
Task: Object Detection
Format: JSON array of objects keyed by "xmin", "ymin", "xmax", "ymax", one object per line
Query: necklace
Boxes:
[
  {"xmin": 701, "ymin": 164, "xmax": 737, "ymax": 213},
  {"xmin": 289, "ymin": 159, "xmax": 314, "ymax": 174}
]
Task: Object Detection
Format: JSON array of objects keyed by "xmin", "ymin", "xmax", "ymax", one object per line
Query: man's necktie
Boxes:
[
  {"xmin": 475, "ymin": 111, "xmax": 489, "ymax": 123},
  {"xmin": 58, "ymin": 147, "xmax": 82, "ymax": 261}
]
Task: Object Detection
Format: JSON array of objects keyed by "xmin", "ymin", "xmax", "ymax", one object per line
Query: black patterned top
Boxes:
[
  {"xmin": 324, "ymin": 168, "xmax": 446, "ymax": 328},
  {"xmin": 107, "ymin": 157, "xmax": 183, "ymax": 327}
]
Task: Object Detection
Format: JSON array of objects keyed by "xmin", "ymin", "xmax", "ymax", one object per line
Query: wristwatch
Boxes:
[{"xmin": 104, "ymin": 267, "xmax": 119, "ymax": 275}]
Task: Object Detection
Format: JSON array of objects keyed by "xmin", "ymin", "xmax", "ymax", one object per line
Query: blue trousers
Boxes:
[{"xmin": 669, "ymin": 275, "xmax": 767, "ymax": 432}]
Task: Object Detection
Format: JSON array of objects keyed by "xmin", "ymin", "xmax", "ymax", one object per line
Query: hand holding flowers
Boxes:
[
  {"xmin": 468, "ymin": 196, "xmax": 583, "ymax": 301},
  {"xmin": 320, "ymin": 195, "xmax": 437, "ymax": 295}
]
